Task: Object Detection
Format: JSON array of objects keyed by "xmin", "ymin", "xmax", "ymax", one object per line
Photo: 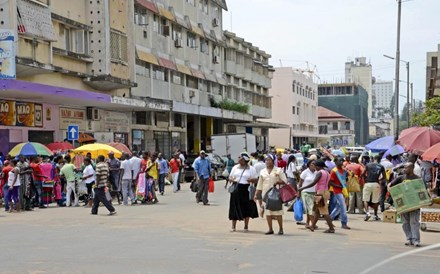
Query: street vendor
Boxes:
[{"xmin": 388, "ymin": 162, "xmax": 422, "ymax": 247}]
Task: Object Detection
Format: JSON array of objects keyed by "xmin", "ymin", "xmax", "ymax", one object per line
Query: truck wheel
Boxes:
[{"xmin": 420, "ymin": 223, "xmax": 427, "ymax": 231}]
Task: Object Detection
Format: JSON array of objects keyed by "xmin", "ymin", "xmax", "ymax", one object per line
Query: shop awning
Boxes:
[
  {"xmin": 159, "ymin": 57, "xmax": 177, "ymax": 70},
  {"xmin": 176, "ymin": 63, "xmax": 192, "ymax": 75},
  {"xmin": 175, "ymin": 13, "xmax": 190, "ymax": 30},
  {"xmin": 135, "ymin": 0, "xmax": 159, "ymax": 13},
  {"xmin": 158, "ymin": 7, "xmax": 175, "ymax": 22},
  {"xmin": 190, "ymin": 22, "xmax": 205, "ymax": 37},
  {"xmin": 16, "ymin": 0, "xmax": 57, "ymax": 41},
  {"xmin": 191, "ymin": 68, "xmax": 205, "ymax": 80},
  {"xmin": 215, "ymin": 73, "xmax": 227, "ymax": 85},
  {"xmin": 203, "ymin": 69, "xmax": 217, "ymax": 83},
  {"xmin": 211, "ymin": 0, "xmax": 228, "ymax": 10},
  {"xmin": 136, "ymin": 47, "xmax": 159, "ymax": 65},
  {"xmin": 202, "ymin": 25, "xmax": 216, "ymax": 42},
  {"xmin": 224, "ymin": 121, "xmax": 289, "ymax": 129}
]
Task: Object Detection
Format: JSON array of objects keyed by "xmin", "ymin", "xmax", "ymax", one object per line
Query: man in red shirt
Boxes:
[
  {"xmin": 329, "ymin": 157, "xmax": 351, "ymax": 229},
  {"xmin": 30, "ymin": 157, "xmax": 48, "ymax": 208},
  {"xmin": 276, "ymin": 152, "xmax": 287, "ymax": 172},
  {"xmin": 346, "ymin": 156, "xmax": 365, "ymax": 214},
  {"xmin": 169, "ymin": 153, "xmax": 182, "ymax": 193},
  {"xmin": 1, "ymin": 160, "xmax": 13, "ymax": 211}
]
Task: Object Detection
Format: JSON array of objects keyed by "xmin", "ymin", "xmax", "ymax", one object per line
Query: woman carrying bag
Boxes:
[
  {"xmin": 228, "ymin": 152, "xmax": 259, "ymax": 232},
  {"xmin": 254, "ymin": 154, "xmax": 287, "ymax": 235}
]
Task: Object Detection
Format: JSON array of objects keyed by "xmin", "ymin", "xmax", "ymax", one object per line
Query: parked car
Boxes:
[{"xmin": 183, "ymin": 153, "xmax": 225, "ymax": 182}]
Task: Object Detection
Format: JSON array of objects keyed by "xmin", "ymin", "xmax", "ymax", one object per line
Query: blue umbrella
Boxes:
[
  {"xmin": 383, "ymin": 144, "xmax": 405, "ymax": 158},
  {"xmin": 331, "ymin": 149, "xmax": 345, "ymax": 157},
  {"xmin": 365, "ymin": 136, "xmax": 395, "ymax": 153}
]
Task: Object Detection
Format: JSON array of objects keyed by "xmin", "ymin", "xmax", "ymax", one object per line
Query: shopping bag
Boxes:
[
  {"xmin": 294, "ymin": 198, "xmax": 304, "ymax": 222},
  {"xmin": 222, "ymin": 169, "xmax": 229, "ymax": 178},
  {"xmin": 136, "ymin": 173, "xmax": 146, "ymax": 201},
  {"xmin": 279, "ymin": 183, "xmax": 297, "ymax": 203},
  {"xmin": 104, "ymin": 187, "xmax": 112, "ymax": 202},
  {"xmin": 347, "ymin": 175, "xmax": 360, "ymax": 192},
  {"xmin": 208, "ymin": 178, "xmax": 215, "ymax": 193},
  {"xmin": 248, "ymin": 184, "xmax": 256, "ymax": 201},
  {"xmin": 264, "ymin": 187, "xmax": 283, "ymax": 211},
  {"xmin": 190, "ymin": 179, "xmax": 198, "ymax": 193},
  {"xmin": 77, "ymin": 181, "xmax": 88, "ymax": 195}
]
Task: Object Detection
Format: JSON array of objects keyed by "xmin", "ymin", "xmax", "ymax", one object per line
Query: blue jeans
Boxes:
[
  {"xmin": 158, "ymin": 174, "xmax": 166, "ymax": 193},
  {"xmin": 33, "ymin": 180, "xmax": 43, "ymax": 206},
  {"xmin": 328, "ymin": 192, "xmax": 337, "ymax": 216},
  {"xmin": 330, "ymin": 193, "xmax": 348, "ymax": 226},
  {"xmin": 3, "ymin": 184, "xmax": 10, "ymax": 211}
]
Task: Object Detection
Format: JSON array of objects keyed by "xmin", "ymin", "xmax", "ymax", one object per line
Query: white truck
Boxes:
[{"xmin": 210, "ymin": 133, "xmax": 257, "ymax": 160}]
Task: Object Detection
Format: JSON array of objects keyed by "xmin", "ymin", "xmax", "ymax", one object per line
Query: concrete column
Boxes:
[{"xmin": 193, "ymin": 116, "xmax": 201, "ymax": 153}]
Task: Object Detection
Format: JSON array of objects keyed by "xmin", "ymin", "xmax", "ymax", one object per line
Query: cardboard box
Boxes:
[
  {"xmin": 383, "ymin": 209, "xmax": 401, "ymax": 223},
  {"xmin": 389, "ymin": 179, "xmax": 432, "ymax": 214}
]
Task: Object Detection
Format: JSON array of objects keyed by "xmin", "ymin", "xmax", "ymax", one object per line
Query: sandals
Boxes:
[
  {"xmin": 306, "ymin": 226, "xmax": 314, "ymax": 232},
  {"xmin": 265, "ymin": 230, "xmax": 274, "ymax": 235},
  {"xmin": 324, "ymin": 229, "xmax": 335, "ymax": 233},
  {"xmin": 230, "ymin": 227, "xmax": 236, "ymax": 232}
]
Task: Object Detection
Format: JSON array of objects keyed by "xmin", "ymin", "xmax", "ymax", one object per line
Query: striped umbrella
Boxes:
[{"xmin": 9, "ymin": 142, "xmax": 53, "ymax": 157}]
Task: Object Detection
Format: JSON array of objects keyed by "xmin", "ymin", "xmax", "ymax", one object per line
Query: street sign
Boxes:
[{"xmin": 67, "ymin": 125, "xmax": 79, "ymax": 141}]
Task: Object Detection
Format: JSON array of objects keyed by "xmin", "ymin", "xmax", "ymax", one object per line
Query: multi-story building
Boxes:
[
  {"xmin": 318, "ymin": 83, "xmax": 369, "ymax": 145},
  {"xmin": 0, "ymin": 0, "xmax": 273, "ymax": 157},
  {"xmin": 426, "ymin": 44, "xmax": 440, "ymax": 100},
  {"xmin": 372, "ymin": 80, "xmax": 393, "ymax": 118},
  {"xmin": 263, "ymin": 67, "xmax": 319, "ymax": 149},
  {"xmin": 345, "ymin": 57, "xmax": 373, "ymax": 118},
  {"xmin": 317, "ymin": 106, "xmax": 355, "ymax": 147}
]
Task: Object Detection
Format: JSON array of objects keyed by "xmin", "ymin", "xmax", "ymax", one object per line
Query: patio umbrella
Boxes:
[
  {"xmin": 108, "ymin": 142, "xmax": 132, "ymax": 155},
  {"xmin": 46, "ymin": 142, "xmax": 74, "ymax": 152},
  {"xmin": 331, "ymin": 149, "xmax": 345, "ymax": 157},
  {"xmin": 72, "ymin": 143, "xmax": 122, "ymax": 159},
  {"xmin": 9, "ymin": 142, "xmax": 52, "ymax": 157},
  {"xmin": 78, "ymin": 133, "xmax": 95, "ymax": 144},
  {"xmin": 365, "ymin": 136, "xmax": 395, "ymax": 152},
  {"xmin": 397, "ymin": 127, "xmax": 440, "ymax": 154},
  {"xmin": 421, "ymin": 142, "xmax": 440, "ymax": 162},
  {"xmin": 383, "ymin": 144, "xmax": 405, "ymax": 158}
]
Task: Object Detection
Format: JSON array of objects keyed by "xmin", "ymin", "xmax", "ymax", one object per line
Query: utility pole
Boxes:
[
  {"xmin": 394, "ymin": 0, "xmax": 402, "ymax": 139},
  {"xmin": 406, "ymin": 62, "xmax": 410, "ymax": 127}
]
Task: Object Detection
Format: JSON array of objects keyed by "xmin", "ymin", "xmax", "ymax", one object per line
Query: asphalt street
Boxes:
[{"xmin": 1, "ymin": 180, "xmax": 439, "ymax": 274}]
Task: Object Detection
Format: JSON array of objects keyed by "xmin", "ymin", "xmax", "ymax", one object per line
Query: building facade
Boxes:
[
  {"xmin": 426, "ymin": 44, "xmax": 440, "ymax": 100},
  {"xmin": 345, "ymin": 57, "xmax": 373, "ymax": 118},
  {"xmin": 318, "ymin": 83, "xmax": 369, "ymax": 145},
  {"xmin": 372, "ymin": 80, "xmax": 393, "ymax": 118},
  {"xmin": 317, "ymin": 106, "xmax": 355, "ymax": 147},
  {"xmin": 263, "ymin": 67, "xmax": 319, "ymax": 149},
  {"xmin": 0, "ymin": 0, "xmax": 273, "ymax": 157}
]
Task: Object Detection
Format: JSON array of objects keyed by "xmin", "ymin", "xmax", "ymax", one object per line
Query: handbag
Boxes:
[
  {"xmin": 347, "ymin": 174, "xmax": 361, "ymax": 192},
  {"xmin": 190, "ymin": 179, "xmax": 198, "ymax": 193},
  {"xmin": 222, "ymin": 169, "xmax": 229, "ymax": 178},
  {"xmin": 263, "ymin": 186, "xmax": 283, "ymax": 211},
  {"xmin": 314, "ymin": 194, "xmax": 325, "ymax": 207},
  {"xmin": 279, "ymin": 183, "xmax": 297, "ymax": 203},
  {"xmin": 248, "ymin": 184, "xmax": 256, "ymax": 201},
  {"xmin": 228, "ymin": 168, "xmax": 246, "ymax": 194},
  {"xmin": 293, "ymin": 198, "xmax": 304, "ymax": 221}
]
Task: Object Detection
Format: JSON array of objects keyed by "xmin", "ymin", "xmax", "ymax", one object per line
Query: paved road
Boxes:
[{"xmin": 1, "ymin": 180, "xmax": 439, "ymax": 274}]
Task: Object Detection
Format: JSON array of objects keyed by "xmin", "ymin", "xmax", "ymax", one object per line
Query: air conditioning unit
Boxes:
[
  {"xmin": 212, "ymin": 18, "xmax": 219, "ymax": 27},
  {"xmin": 174, "ymin": 38, "xmax": 183, "ymax": 48},
  {"xmin": 189, "ymin": 90, "xmax": 196, "ymax": 98},
  {"xmin": 86, "ymin": 107, "xmax": 100, "ymax": 121},
  {"xmin": 213, "ymin": 55, "xmax": 220, "ymax": 64},
  {"xmin": 162, "ymin": 25, "xmax": 170, "ymax": 36}
]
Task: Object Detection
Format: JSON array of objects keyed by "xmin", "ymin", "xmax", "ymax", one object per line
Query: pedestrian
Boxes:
[
  {"xmin": 361, "ymin": 155, "xmax": 386, "ymax": 221},
  {"xmin": 298, "ymin": 159, "xmax": 335, "ymax": 233},
  {"xmin": 228, "ymin": 152, "xmax": 259, "ymax": 232},
  {"xmin": 146, "ymin": 153, "xmax": 159, "ymax": 203},
  {"xmin": 6, "ymin": 159, "xmax": 20, "ymax": 212},
  {"xmin": 17, "ymin": 154, "xmax": 32, "ymax": 211},
  {"xmin": 177, "ymin": 150, "xmax": 186, "ymax": 190},
  {"xmin": 276, "ymin": 152, "xmax": 287, "ymax": 172},
  {"xmin": 286, "ymin": 155, "xmax": 298, "ymax": 190},
  {"xmin": 30, "ymin": 156, "xmax": 48, "ymax": 208},
  {"xmin": 120, "ymin": 153, "xmax": 136, "ymax": 205},
  {"xmin": 59, "ymin": 155, "xmax": 79, "ymax": 207},
  {"xmin": 301, "ymin": 142, "xmax": 311, "ymax": 158},
  {"xmin": 254, "ymin": 154, "xmax": 287, "ymax": 235},
  {"xmin": 389, "ymin": 162, "xmax": 421, "ymax": 246},
  {"xmin": 298, "ymin": 159, "xmax": 317, "ymax": 229},
  {"xmin": 253, "ymin": 154, "xmax": 266, "ymax": 217},
  {"xmin": 107, "ymin": 151, "xmax": 121, "ymax": 192},
  {"xmin": 81, "ymin": 157, "xmax": 95, "ymax": 207},
  {"xmin": 192, "ymin": 150, "xmax": 212, "ymax": 206},
  {"xmin": 224, "ymin": 154, "xmax": 235, "ymax": 189},
  {"xmin": 91, "ymin": 155, "xmax": 117, "ymax": 216},
  {"xmin": 169, "ymin": 153, "xmax": 182, "ymax": 193},
  {"xmin": 156, "ymin": 153, "xmax": 169, "ymax": 195},
  {"xmin": 346, "ymin": 156, "xmax": 365, "ymax": 214},
  {"xmin": 329, "ymin": 157, "xmax": 351, "ymax": 229}
]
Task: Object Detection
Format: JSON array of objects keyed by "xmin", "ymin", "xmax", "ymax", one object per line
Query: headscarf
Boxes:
[{"xmin": 240, "ymin": 152, "xmax": 250, "ymax": 162}]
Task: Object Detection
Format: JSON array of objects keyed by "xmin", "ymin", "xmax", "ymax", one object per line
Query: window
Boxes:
[
  {"xmin": 199, "ymin": 79, "xmax": 208, "ymax": 92},
  {"xmin": 134, "ymin": 6, "xmax": 148, "ymax": 26},
  {"xmin": 153, "ymin": 15, "xmax": 159, "ymax": 32},
  {"xmin": 62, "ymin": 25, "xmax": 90, "ymax": 54},
  {"xmin": 200, "ymin": 38, "xmax": 209, "ymax": 54},
  {"xmin": 135, "ymin": 111, "xmax": 147, "ymax": 124},
  {"xmin": 110, "ymin": 30, "xmax": 128, "ymax": 62},
  {"xmin": 171, "ymin": 70, "xmax": 184, "ymax": 85},
  {"xmin": 172, "ymin": 25, "xmax": 182, "ymax": 41},
  {"xmin": 297, "ymin": 107, "xmax": 300, "ymax": 115},
  {"xmin": 225, "ymin": 48, "xmax": 236, "ymax": 61},
  {"xmin": 332, "ymin": 122, "xmax": 338, "ymax": 130},
  {"xmin": 345, "ymin": 122, "xmax": 350, "ymax": 130},
  {"xmin": 319, "ymin": 125, "xmax": 328, "ymax": 134},
  {"xmin": 187, "ymin": 32, "xmax": 197, "ymax": 48},
  {"xmin": 186, "ymin": 75, "xmax": 198, "ymax": 89},
  {"xmin": 174, "ymin": 113, "xmax": 184, "ymax": 127},
  {"xmin": 135, "ymin": 60, "xmax": 150, "ymax": 77},
  {"xmin": 200, "ymin": 0, "xmax": 208, "ymax": 14},
  {"xmin": 292, "ymin": 106, "xmax": 296, "ymax": 115},
  {"xmin": 152, "ymin": 65, "xmax": 168, "ymax": 82}
]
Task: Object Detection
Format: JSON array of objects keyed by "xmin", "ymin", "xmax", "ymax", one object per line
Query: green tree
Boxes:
[{"xmin": 411, "ymin": 97, "xmax": 437, "ymax": 126}]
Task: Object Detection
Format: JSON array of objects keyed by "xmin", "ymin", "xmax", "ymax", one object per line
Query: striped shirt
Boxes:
[{"xmin": 95, "ymin": 162, "xmax": 109, "ymax": 188}]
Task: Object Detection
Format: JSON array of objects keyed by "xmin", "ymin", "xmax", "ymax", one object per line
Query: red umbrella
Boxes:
[
  {"xmin": 397, "ymin": 127, "xmax": 440, "ymax": 154},
  {"xmin": 46, "ymin": 142, "xmax": 74, "ymax": 152},
  {"xmin": 421, "ymin": 143, "xmax": 440, "ymax": 162},
  {"xmin": 399, "ymin": 126, "xmax": 430, "ymax": 139},
  {"xmin": 108, "ymin": 142, "xmax": 132, "ymax": 155}
]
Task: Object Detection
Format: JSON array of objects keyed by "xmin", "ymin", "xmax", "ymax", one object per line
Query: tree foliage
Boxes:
[{"xmin": 411, "ymin": 97, "xmax": 439, "ymax": 126}]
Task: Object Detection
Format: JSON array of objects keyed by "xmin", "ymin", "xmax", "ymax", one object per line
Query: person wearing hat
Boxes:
[
  {"xmin": 192, "ymin": 150, "xmax": 212, "ymax": 205},
  {"xmin": 228, "ymin": 152, "xmax": 259, "ymax": 232}
]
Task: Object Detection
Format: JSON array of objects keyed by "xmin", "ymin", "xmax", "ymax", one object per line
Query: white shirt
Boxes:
[
  {"xmin": 253, "ymin": 161, "xmax": 266, "ymax": 176},
  {"xmin": 380, "ymin": 159, "xmax": 394, "ymax": 170},
  {"xmin": 286, "ymin": 162, "xmax": 297, "ymax": 178},
  {"xmin": 414, "ymin": 162, "xmax": 422, "ymax": 177},
  {"xmin": 229, "ymin": 165, "xmax": 258, "ymax": 184},
  {"xmin": 83, "ymin": 165, "xmax": 95, "ymax": 184},
  {"xmin": 179, "ymin": 153, "xmax": 185, "ymax": 164},
  {"xmin": 8, "ymin": 168, "xmax": 20, "ymax": 186},
  {"xmin": 300, "ymin": 168, "xmax": 317, "ymax": 192},
  {"xmin": 130, "ymin": 156, "xmax": 142, "ymax": 178},
  {"xmin": 121, "ymin": 159, "xmax": 133, "ymax": 180}
]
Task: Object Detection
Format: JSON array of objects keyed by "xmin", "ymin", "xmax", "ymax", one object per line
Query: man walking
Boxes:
[
  {"xmin": 91, "ymin": 155, "xmax": 116, "ymax": 216},
  {"xmin": 192, "ymin": 150, "xmax": 212, "ymax": 206},
  {"xmin": 389, "ymin": 162, "xmax": 421, "ymax": 246},
  {"xmin": 346, "ymin": 156, "xmax": 364, "ymax": 214},
  {"xmin": 169, "ymin": 153, "xmax": 182, "ymax": 193},
  {"xmin": 156, "ymin": 153, "xmax": 169, "ymax": 196},
  {"xmin": 120, "ymin": 153, "xmax": 135, "ymax": 205},
  {"xmin": 329, "ymin": 157, "xmax": 351, "ymax": 229},
  {"xmin": 30, "ymin": 156, "xmax": 48, "ymax": 208},
  {"xmin": 60, "ymin": 155, "xmax": 79, "ymax": 207},
  {"xmin": 362, "ymin": 155, "xmax": 386, "ymax": 221}
]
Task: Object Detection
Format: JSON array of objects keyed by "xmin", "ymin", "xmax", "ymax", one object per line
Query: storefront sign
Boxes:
[
  {"xmin": 0, "ymin": 29, "xmax": 15, "ymax": 79},
  {"xmin": 59, "ymin": 107, "xmax": 86, "ymax": 130},
  {"xmin": 94, "ymin": 132, "xmax": 114, "ymax": 143},
  {"xmin": 146, "ymin": 101, "xmax": 170, "ymax": 111},
  {"xmin": 104, "ymin": 111, "xmax": 130, "ymax": 132},
  {"xmin": 0, "ymin": 100, "xmax": 42, "ymax": 127}
]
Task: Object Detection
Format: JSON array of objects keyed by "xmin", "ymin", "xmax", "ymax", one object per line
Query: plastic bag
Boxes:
[
  {"xmin": 264, "ymin": 187, "xmax": 283, "ymax": 211},
  {"xmin": 222, "ymin": 169, "xmax": 229, "ymax": 178},
  {"xmin": 248, "ymin": 184, "xmax": 256, "ymax": 201},
  {"xmin": 294, "ymin": 198, "xmax": 304, "ymax": 222},
  {"xmin": 208, "ymin": 178, "xmax": 215, "ymax": 193}
]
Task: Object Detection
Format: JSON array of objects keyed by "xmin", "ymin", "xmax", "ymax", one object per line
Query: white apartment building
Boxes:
[
  {"xmin": 372, "ymin": 80, "xmax": 393, "ymax": 118},
  {"xmin": 427, "ymin": 44, "xmax": 440, "ymax": 100},
  {"xmin": 345, "ymin": 57, "xmax": 373, "ymax": 118},
  {"xmin": 263, "ymin": 67, "xmax": 319, "ymax": 149}
]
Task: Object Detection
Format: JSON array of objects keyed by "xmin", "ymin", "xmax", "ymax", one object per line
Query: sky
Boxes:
[{"xmin": 223, "ymin": 0, "xmax": 440, "ymax": 107}]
